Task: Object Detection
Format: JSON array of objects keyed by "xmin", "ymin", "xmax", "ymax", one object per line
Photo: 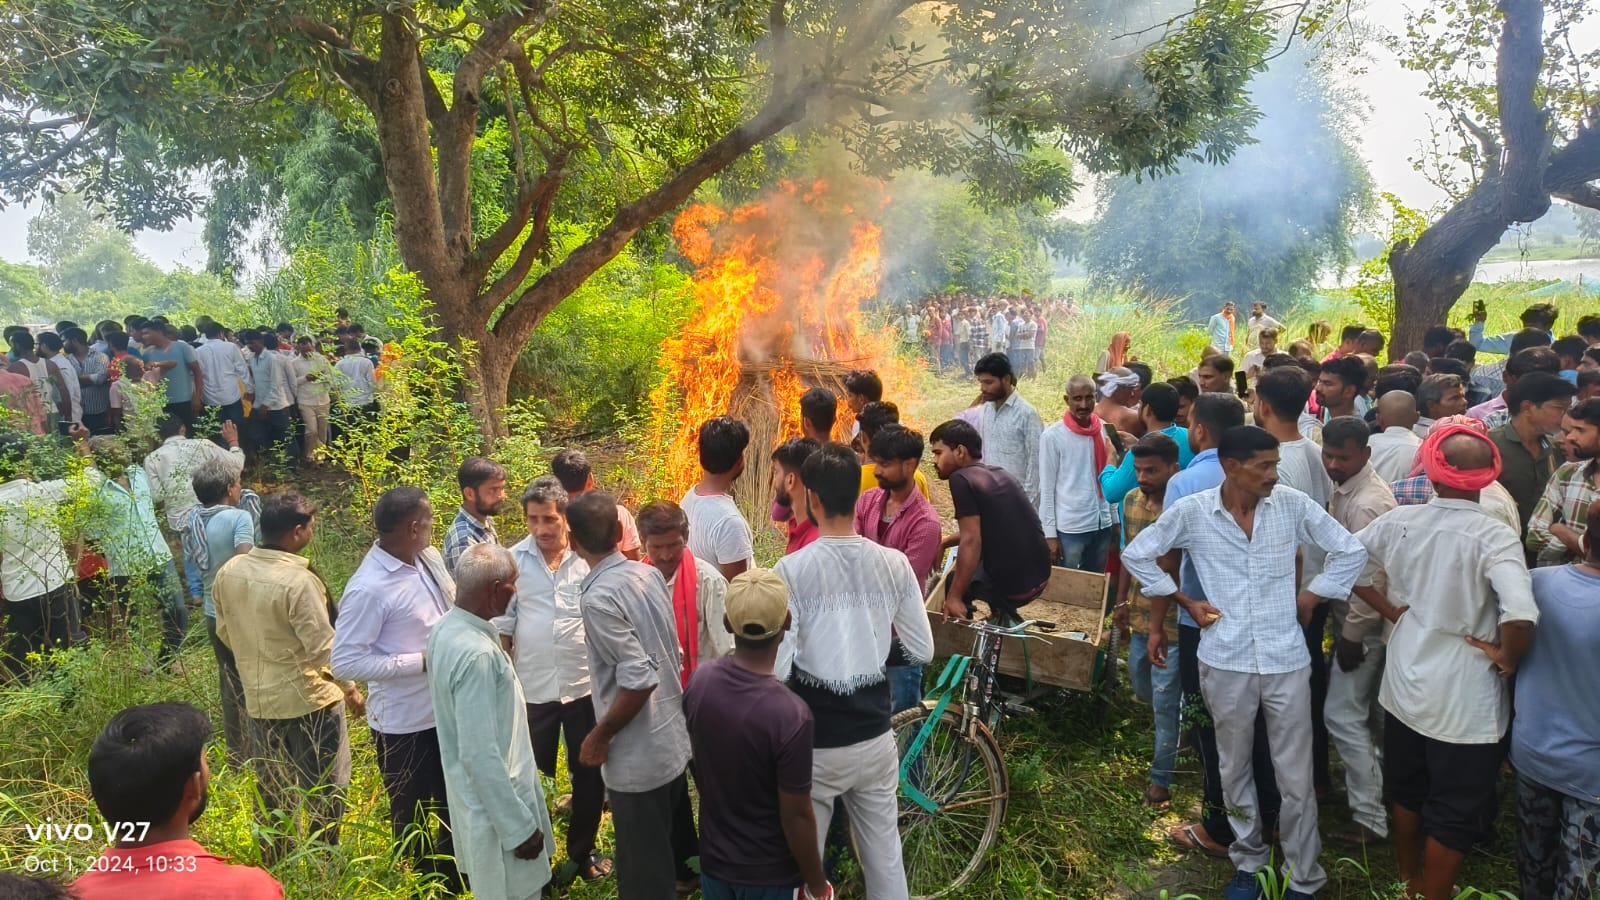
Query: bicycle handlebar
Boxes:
[{"xmin": 944, "ymin": 617, "xmax": 1058, "ymax": 637}]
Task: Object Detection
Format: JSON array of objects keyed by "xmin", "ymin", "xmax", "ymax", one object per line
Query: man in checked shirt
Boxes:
[{"xmin": 1124, "ymin": 425, "xmax": 1367, "ymax": 900}]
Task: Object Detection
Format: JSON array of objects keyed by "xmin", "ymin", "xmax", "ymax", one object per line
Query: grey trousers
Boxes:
[
  {"xmin": 252, "ymin": 699, "xmax": 351, "ymax": 862},
  {"xmin": 610, "ymin": 770, "xmax": 689, "ymax": 900},
  {"xmin": 1200, "ymin": 663, "xmax": 1327, "ymax": 894}
]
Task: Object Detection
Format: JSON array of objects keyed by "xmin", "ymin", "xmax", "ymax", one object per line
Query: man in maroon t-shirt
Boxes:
[
  {"xmin": 74, "ymin": 702, "xmax": 282, "ymax": 899},
  {"xmin": 684, "ymin": 569, "xmax": 832, "ymax": 900}
]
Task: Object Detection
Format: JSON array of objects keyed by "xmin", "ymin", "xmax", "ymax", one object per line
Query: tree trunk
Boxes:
[{"xmin": 1387, "ymin": 0, "xmax": 1549, "ymax": 358}]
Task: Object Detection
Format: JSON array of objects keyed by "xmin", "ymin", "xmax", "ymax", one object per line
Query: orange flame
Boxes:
[{"xmin": 650, "ymin": 179, "xmax": 913, "ymax": 497}]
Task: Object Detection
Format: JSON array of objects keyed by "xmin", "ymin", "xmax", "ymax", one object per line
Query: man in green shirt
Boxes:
[{"xmin": 1489, "ymin": 373, "xmax": 1575, "ymax": 532}]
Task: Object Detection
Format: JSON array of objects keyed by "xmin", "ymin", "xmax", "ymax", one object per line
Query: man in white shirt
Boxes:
[
  {"xmin": 194, "ymin": 321, "xmax": 251, "ymax": 439},
  {"xmin": 679, "ymin": 416, "xmax": 753, "ymax": 581},
  {"xmin": 774, "ymin": 443, "xmax": 933, "ymax": 900},
  {"xmin": 1351, "ymin": 424, "xmax": 1537, "ymax": 900},
  {"xmin": 0, "ymin": 436, "xmax": 77, "ymax": 680},
  {"xmin": 975, "ymin": 352, "xmax": 1043, "ymax": 507},
  {"xmin": 497, "ymin": 477, "xmax": 610, "ymax": 883},
  {"xmin": 1124, "ymin": 425, "xmax": 1367, "ymax": 900},
  {"xmin": 244, "ymin": 331, "xmax": 297, "ymax": 462},
  {"xmin": 1245, "ymin": 302, "xmax": 1282, "ymax": 350},
  {"xmin": 1241, "ymin": 327, "xmax": 1280, "ymax": 384},
  {"xmin": 637, "ymin": 500, "xmax": 734, "ymax": 681},
  {"xmin": 1368, "ymin": 391, "xmax": 1423, "ymax": 483},
  {"xmin": 334, "ymin": 338, "xmax": 378, "ymax": 419},
  {"xmin": 144, "ymin": 416, "xmax": 245, "ymax": 602},
  {"xmin": 1251, "ymin": 365, "xmax": 1337, "ymax": 795},
  {"xmin": 332, "ymin": 487, "xmax": 462, "ymax": 891},
  {"xmin": 1040, "ymin": 375, "xmax": 1116, "ymax": 573},
  {"xmin": 1319, "ymin": 417, "xmax": 1398, "ymax": 845}
]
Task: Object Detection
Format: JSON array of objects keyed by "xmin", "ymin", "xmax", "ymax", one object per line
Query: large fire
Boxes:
[{"xmin": 650, "ymin": 179, "xmax": 913, "ymax": 499}]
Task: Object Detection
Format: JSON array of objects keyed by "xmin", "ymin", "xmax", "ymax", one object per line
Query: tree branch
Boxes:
[
  {"xmin": 477, "ymin": 154, "xmax": 570, "ymax": 313},
  {"xmin": 489, "ymin": 89, "xmax": 810, "ymax": 342},
  {"xmin": 454, "ymin": 1, "xmax": 553, "ymax": 105},
  {"xmin": 286, "ymin": 13, "xmax": 380, "ymax": 106},
  {"xmin": 1553, "ymin": 182, "xmax": 1600, "ymax": 211}
]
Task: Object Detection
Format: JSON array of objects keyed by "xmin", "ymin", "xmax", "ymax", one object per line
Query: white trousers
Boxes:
[
  {"xmin": 1325, "ymin": 637, "xmax": 1388, "ymax": 835},
  {"xmin": 812, "ymin": 730, "xmax": 909, "ymax": 900}
]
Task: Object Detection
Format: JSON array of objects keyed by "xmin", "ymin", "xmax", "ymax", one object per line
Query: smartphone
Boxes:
[{"xmin": 1235, "ymin": 371, "xmax": 1249, "ymax": 398}]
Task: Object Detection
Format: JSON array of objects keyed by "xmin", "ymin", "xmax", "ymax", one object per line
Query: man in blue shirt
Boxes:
[
  {"xmin": 1099, "ymin": 382, "xmax": 1194, "ymax": 515},
  {"xmin": 1468, "ymin": 301, "xmax": 1557, "ymax": 355},
  {"xmin": 1144, "ymin": 393, "xmax": 1281, "ymax": 861},
  {"xmin": 1207, "ymin": 302, "xmax": 1236, "ymax": 357}
]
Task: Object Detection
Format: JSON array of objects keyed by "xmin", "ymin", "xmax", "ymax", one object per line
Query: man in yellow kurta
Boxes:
[{"xmin": 426, "ymin": 542, "xmax": 552, "ymax": 900}]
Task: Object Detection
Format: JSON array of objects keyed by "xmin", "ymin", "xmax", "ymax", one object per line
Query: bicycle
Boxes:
[{"xmin": 893, "ymin": 616, "xmax": 1058, "ymax": 899}]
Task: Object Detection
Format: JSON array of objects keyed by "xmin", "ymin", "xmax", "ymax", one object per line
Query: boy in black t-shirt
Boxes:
[{"xmin": 929, "ymin": 419, "xmax": 1053, "ymax": 621}]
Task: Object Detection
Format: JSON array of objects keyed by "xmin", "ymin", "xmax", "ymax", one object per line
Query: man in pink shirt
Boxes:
[
  {"xmin": 74, "ymin": 702, "xmax": 283, "ymax": 899},
  {"xmin": 854, "ymin": 424, "xmax": 942, "ymax": 714},
  {"xmin": 0, "ymin": 367, "xmax": 45, "ymax": 434}
]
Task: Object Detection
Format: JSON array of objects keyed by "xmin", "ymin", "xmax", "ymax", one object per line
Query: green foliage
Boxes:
[
  {"xmin": 511, "ymin": 232, "xmax": 694, "ymax": 433},
  {"xmin": 319, "ymin": 272, "xmax": 484, "ymax": 519},
  {"xmin": 1392, "ymin": 0, "xmax": 1600, "ymax": 199},
  {"xmin": 1350, "ymin": 193, "xmax": 1432, "ymax": 333},
  {"xmin": 1086, "ymin": 48, "xmax": 1373, "ymax": 320}
]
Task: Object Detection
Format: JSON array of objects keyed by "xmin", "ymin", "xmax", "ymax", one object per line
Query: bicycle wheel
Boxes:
[{"xmin": 892, "ymin": 702, "xmax": 1007, "ymax": 899}]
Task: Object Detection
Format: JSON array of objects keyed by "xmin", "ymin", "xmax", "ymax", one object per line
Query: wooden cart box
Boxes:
[{"xmin": 924, "ymin": 566, "xmax": 1109, "ymax": 692}]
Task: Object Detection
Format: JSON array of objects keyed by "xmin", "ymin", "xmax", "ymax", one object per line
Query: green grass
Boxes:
[{"xmin": 1481, "ymin": 241, "xmax": 1599, "ymax": 263}]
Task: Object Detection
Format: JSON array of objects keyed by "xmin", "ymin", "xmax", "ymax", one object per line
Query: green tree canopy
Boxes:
[{"xmin": 2, "ymin": 0, "xmax": 1327, "ymax": 430}]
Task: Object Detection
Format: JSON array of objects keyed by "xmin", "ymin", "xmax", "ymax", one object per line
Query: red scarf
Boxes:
[
  {"xmin": 1063, "ymin": 411, "xmax": 1109, "ymax": 497},
  {"xmin": 1421, "ymin": 423, "xmax": 1503, "ymax": 491},
  {"xmin": 671, "ymin": 550, "xmax": 700, "ymax": 688}
]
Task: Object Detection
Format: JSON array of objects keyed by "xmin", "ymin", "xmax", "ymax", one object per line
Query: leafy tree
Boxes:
[
  {"xmin": 3, "ymin": 0, "xmax": 1317, "ymax": 432},
  {"xmin": 0, "ymin": 261, "xmax": 49, "ymax": 322},
  {"xmin": 1385, "ymin": 0, "xmax": 1600, "ymax": 354},
  {"xmin": 1084, "ymin": 48, "xmax": 1372, "ymax": 318}
]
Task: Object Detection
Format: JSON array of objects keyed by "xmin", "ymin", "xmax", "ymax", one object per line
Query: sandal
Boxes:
[
  {"xmin": 580, "ymin": 853, "xmax": 613, "ymax": 882},
  {"xmin": 1141, "ymin": 785, "xmax": 1172, "ymax": 812},
  {"xmin": 1166, "ymin": 822, "xmax": 1231, "ymax": 859}
]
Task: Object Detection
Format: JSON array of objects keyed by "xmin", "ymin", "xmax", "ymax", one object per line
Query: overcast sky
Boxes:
[{"xmin": 0, "ymin": 3, "xmax": 1588, "ymax": 272}]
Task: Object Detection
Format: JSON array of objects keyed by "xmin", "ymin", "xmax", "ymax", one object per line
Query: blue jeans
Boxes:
[
  {"xmin": 1129, "ymin": 632, "xmax": 1181, "ymax": 789},
  {"xmin": 180, "ymin": 551, "xmax": 203, "ymax": 601},
  {"xmin": 701, "ymin": 873, "xmax": 798, "ymax": 900},
  {"xmin": 888, "ymin": 664, "xmax": 924, "ymax": 715},
  {"xmin": 1056, "ymin": 527, "xmax": 1114, "ymax": 574}
]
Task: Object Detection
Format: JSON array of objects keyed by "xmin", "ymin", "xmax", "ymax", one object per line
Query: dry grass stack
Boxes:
[{"xmin": 728, "ymin": 357, "xmax": 858, "ymax": 518}]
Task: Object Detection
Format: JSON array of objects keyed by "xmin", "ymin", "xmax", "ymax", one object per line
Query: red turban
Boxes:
[{"xmin": 1419, "ymin": 422, "xmax": 1503, "ymax": 492}]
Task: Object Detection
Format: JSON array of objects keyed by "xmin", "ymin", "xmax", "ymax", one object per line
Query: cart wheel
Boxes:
[{"xmin": 893, "ymin": 703, "xmax": 1008, "ymax": 900}]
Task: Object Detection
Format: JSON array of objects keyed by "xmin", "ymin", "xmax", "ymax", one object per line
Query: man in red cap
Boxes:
[{"xmin": 1350, "ymin": 423, "xmax": 1539, "ymax": 900}]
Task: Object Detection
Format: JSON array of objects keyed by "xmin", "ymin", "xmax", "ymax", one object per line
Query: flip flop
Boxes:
[
  {"xmin": 1141, "ymin": 786, "xmax": 1173, "ymax": 812},
  {"xmin": 580, "ymin": 853, "xmax": 614, "ymax": 882},
  {"xmin": 1166, "ymin": 822, "xmax": 1230, "ymax": 860}
]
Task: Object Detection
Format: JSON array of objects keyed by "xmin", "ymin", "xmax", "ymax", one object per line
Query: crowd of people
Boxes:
[
  {"xmin": 899, "ymin": 292, "xmax": 1078, "ymax": 378},
  {"xmin": 1, "ymin": 310, "xmax": 386, "ymax": 466},
  {"xmin": 2, "ymin": 296, "xmax": 1597, "ymax": 900}
]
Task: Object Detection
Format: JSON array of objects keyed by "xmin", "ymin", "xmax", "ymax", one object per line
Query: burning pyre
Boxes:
[{"xmin": 649, "ymin": 179, "xmax": 913, "ymax": 508}]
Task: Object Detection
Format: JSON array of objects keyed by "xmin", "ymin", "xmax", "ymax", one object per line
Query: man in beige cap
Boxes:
[{"xmin": 682, "ymin": 569, "xmax": 833, "ymax": 900}]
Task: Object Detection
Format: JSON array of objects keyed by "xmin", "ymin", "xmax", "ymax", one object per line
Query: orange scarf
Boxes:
[
  {"xmin": 1420, "ymin": 422, "xmax": 1503, "ymax": 491},
  {"xmin": 1106, "ymin": 332, "xmax": 1130, "ymax": 369}
]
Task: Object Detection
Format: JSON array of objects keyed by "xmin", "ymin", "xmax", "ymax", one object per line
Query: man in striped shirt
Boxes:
[{"xmin": 1526, "ymin": 398, "xmax": 1600, "ymax": 566}]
